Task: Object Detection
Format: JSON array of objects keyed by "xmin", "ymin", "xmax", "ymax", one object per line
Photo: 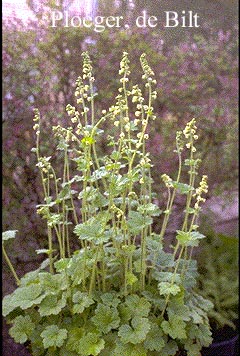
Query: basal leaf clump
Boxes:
[{"xmin": 3, "ymin": 52, "xmax": 213, "ymax": 356}]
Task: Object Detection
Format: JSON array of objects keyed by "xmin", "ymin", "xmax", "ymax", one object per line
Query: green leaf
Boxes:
[
  {"xmin": 176, "ymin": 230, "xmax": 192, "ymax": 245},
  {"xmin": 127, "ymin": 211, "xmax": 152, "ymax": 234},
  {"xmin": 126, "ymin": 272, "xmax": 138, "ymax": 286},
  {"xmin": 66, "ymin": 328, "xmax": 105, "ymax": 355},
  {"xmin": 114, "ymin": 342, "xmax": 148, "ymax": 356},
  {"xmin": 124, "ymin": 294, "xmax": 151, "ymax": 318},
  {"xmin": 54, "ymin": 258, "xmax": 71, "ymax": 272},
  {"xmin": 118, "ymin": 317, "xmax": 150, "ymax": 344},
  {"xmin": 67, "ymin": 253, "xmax": 90, "ymax": 286},
  {"xmin": 91, "ymin": 303, "xmax": 120, "ymax": 334},
  {"xmin": 20, "ymin": 270, "xmax": 40, "ymax": 286},
  {"xmin": 137, "ymin": 203, "xmax": 161, "ymax": 217},
  {"xmin": 2, "ymin": 284, "xmax": 44, "ymax": 316},
  {"xmin": 100, "ymin": 292, "xmax": 120, "ymax": 308},
  {"xmin": 9, "ymin": 315, "xmax": 35, "ymax": 344},
  {"xmin": 172, "ymin": 182, "xmax": 194, "ymax": 194},
  {"xmin": 39, "ymin": 272, "xmax": 68, "ymax": 294},
  {"xmin": 72, "ymin": 291, "xmax": 94, "ymax": 314},
  {"xmin": 188, "ymin": 323, "xmax": 212, "ymax": 347},
  {"xmin": 167, "ymin": 292, "xmax": 191, "ymax": 321},
  {"xmin": 41, "ymin": 325, "xmax": 68, "ymax": 349},
  {"xmin": 160, "ymin": 340, "xmax": 179, "ymax": 355},
  {"xmin": 152, "ymin": 271, "xmax": 181, "ymax": 284},
  {"xmin": 144, "ymin": 323, "xmax": 165, "ymax": 351},
  {"xmin": 184, "ymin": 340, "xmax": 202, "ymax": 356},
  {"xmin": 38, "ymin": 292, "xmax": 67, "ymax": 316},
  {"xmin": 176, "ymin": 230, "xmax": 206, "ymax": 247},
  {"xmin": 2, "ymin": 230, "xmax": 18, "ymax": 242},
  {"xmin": 74, "ymin": 218, "xmax": 108, "ymax": 243},
  {"xmin": 97, "ymin": 332, "xmax": 117, "ymax": 356},
  {"xmin": 161, "ymin": 315, "xmax": 187, "ymax": 339},
  {"xmin": 158, "ymin": 282, "xmax": 181, "ymax": 296},
  {"xmin": 152, "ymin": 250, "xmax": 175, "ymax": 268}
]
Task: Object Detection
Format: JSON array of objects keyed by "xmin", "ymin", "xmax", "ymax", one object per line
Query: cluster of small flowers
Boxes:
[
  {"xmin": 161, "ymin": 173, "xmax": 173, "ymax": 188},
  {"xmin": 52, "ymin": 125, "xmax": 77, "ymax": 142},
  {"xmin": 74, "ymin": 77, "xmax": 91, "ymax": 115},
  {"xmin": 66, "ymin": 104, "xmax": 81, "ymax": 124},
  {"xmin": 81, "ymin": 52, "xmax": 94, "ymax": 81},
  {"xmin": 36, "ymin": 156, "xmax": 52, "ymax": 174},
  {"xmin": 175, "ymin": 130, "xmax": 185, "ymax": 153},
  {"xmin": 183, "ymin": 118, "xmax": 198, "ymax": 151},
  {"xmin": 140, "ymin": 53, "xmax": 156, "ymax": 84},
  {"xmin": 139, "ymin": 154, "xmax": 151, "ymax": 168},
  {"xmin": 193, "ymin": 175, "xmax": 208, "ymax": 211},
  {"xmin": 108, "ymin": 94, "xmax": 127, "ymax": 126},
  {"xmin": 33, "ymin": 108, "xmax": 40, "ymax": 135},
  {"xmin": 119, "ymin": 51, "xmax": 130, "ymax": 83}
]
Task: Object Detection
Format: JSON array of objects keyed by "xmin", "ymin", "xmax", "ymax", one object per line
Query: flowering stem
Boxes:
[{"xmin": 2, "ymin": 244, "xmax": 20, "ymax": 286}]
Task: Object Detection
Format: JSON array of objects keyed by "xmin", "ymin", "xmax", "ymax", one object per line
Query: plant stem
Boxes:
[{"xmin": 2, "ymin": 244, "xmax": 20, "ymax": 285}]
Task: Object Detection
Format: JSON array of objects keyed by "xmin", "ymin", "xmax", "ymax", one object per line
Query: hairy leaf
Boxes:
[
  {"xmin": 66, "ymin": 328, "xmax": 104, "ymax": 355},
  {"xmin": 72, "ymin": 292, "xmax": 94, "ymax": 314},
  {"xmin": 158, "ymin": 282, "xmax": 181, "ymax": 296},
  {"xmin": 161, "ymin": 315, "xmax": 187, "ymax": 339},
  {"xmin": 41, "ymin": 325, "xmax": 68, "ymax": 349},
  {"xmin": 114, "ymin": 342, "xmax": 148, "ymax": 356},
  {"xmin": 124, "ymin": 294, "xmax": 151, "ymax": 318},
  {"xmin": 39, "ymin": 272, "xmax": 68, "ymax": 294},
  {"xmin": 118, "ymin": 317, "xmax": 150, "ymax": 344},
  {"xmin": 127, "ymin": 211, "xmax": 152, "ymax": 234},
  {"xmin": 2, "ymin": 285, "xmax": 44, "ymax": 316},
  {"xmin": 91, "ymin": 303, "xmax": 120, "ymax": 334},
  {"xmin": 9, "ymin": 315, "xmax": 35, "ymax": 344},
  {"xmin": 144, "ymin": 323, "xmax": 165, "ymax": 351},
  {"xmin": 38, "ymin": 292, "xmax": 67, "ymax": 316}
]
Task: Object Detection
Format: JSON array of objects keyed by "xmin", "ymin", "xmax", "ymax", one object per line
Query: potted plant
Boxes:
[
  {"xmin": 2, "ymin": 52, "xmax": 213, "ymax": 356},
  {"xmin": 197, "ymin": 232, "xmax": 239, "ymax": 356}
]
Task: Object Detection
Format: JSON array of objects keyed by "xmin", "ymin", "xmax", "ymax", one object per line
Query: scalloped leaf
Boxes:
[
  {"xmin": 144, "ymin": 323, "xmax": 165, "ymax": 352},
  {"xmin": 66, "ymin": 328, "xmax": 105, "ymax": 356},
  {"xmin": 100, "ymin": 292, "xmax": 120, "ymax": 308},
  {"xmin": 188, "ymin": 323, "xmax": 212, "ymax": 347},
  {"xmin": 39, "ymin": 272, "xmax": 68, "ymax": 294},
  {"xmin": 118, "ymin": 317, "xmax": 150, "ymax": 344},
  {"xmin": 2, "ymin": 284, "xmax": 44, "ymax": 316},
  {"xmin": 91, "ymin": 304, "xmax": 120, "ymax": 334},
  {"xmin": 38, "ymin": 292, "xmax": 67, "ymax": 316},
  {"xmin": 152, "ymin": 250, "xmax": 175, "ymax": 268},
  {"xmin": 41, "ymin": 325, "xmax": 68, "ymax": 349},
  {"xmin": 172, "ymin": 182, "xmax": 194, "ymax": 194},
  {"xmin": 9, "ymin": 315, "xmax": 35, "ymax": 344},
  {"xmin": 72, "ymin": 291, "xmax": 94, "ymax": 314},
  {"xmin": 114, "ymin": 342, "xmax": 147, "ymax": 356},
  {"xmin": 124, "ymin": 294, "xmax": 151, "ymax": 318},
  {"xmin": 158, "ymin": 282, "xmax": 181, "ymax": 296},
  {"xmin": 74, "ymin": 218, "xmax": 109, "ymax": 244},
  {"xmin": 176, "ymin": 230, "xmax": 206, "ymax": 247},
  {"xmin": 137, "ymin": 203, "xmax": 161, "ymax": 217},
  {"xmin": 161, "ymin": 340, "xmax": 179, "ymax": 355},
  {"xmin": 161, "ymin": 315, "xmax": 187, "ymax": 339},
  {"xmin": 127, "ymin": 211, "xmax": 152, "ymax": 234}
]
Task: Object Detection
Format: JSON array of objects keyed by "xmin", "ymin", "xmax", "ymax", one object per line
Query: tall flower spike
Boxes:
[
  {"xmin": 119, "ymin": 51, "xmax": 130, "ymax": 77},
  {"xmin": 175, "ymin": 131, "xmax": 184, "ymax": 153},
  {"xmin": 140, "ymin": 53, "xmax": 155, "ymax": 81},
  {"xmin": 81, "ymin": 51, "xmax": 93, "ymax": 80}
]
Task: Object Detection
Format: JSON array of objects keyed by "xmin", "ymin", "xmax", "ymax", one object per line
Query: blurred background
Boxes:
[{"xmin": 2, "ymin": 1, "xmax": 238, "ymax": 355}]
